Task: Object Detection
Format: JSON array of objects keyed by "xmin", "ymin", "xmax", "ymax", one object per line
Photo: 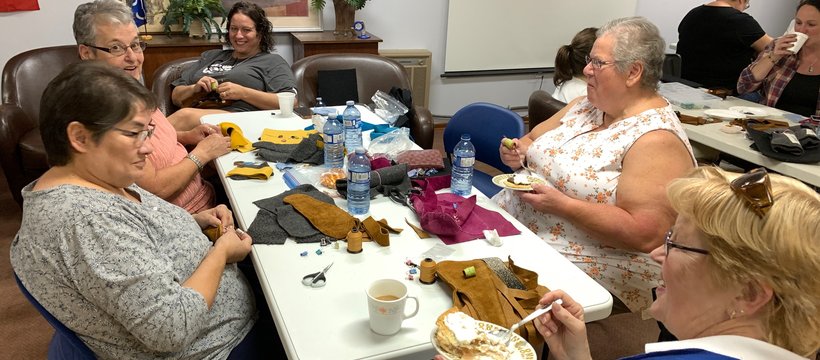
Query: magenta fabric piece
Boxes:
[
  {"xmin": 412, "ymin": 176, "xmax": 452, "ymax": 192},
  {"xmin": 411, "ymin": 186, "xmax": 520, "ymax": 244},
  {"xmin": 370, "ymin": 157, "xmax": 392, "ymax": 170}
]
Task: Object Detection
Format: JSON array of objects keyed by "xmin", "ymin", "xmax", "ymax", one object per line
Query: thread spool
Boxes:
[
  {"xmin": 346, "ymin": 227, "xmax": 363, "ymax": 254},
  {"xmin": 463, "ymin": 265, "xmax": 476, "ymax": 278},
  {"xmin": 419, "ymin": 258, "xmax": 437, "ymax": 284}
]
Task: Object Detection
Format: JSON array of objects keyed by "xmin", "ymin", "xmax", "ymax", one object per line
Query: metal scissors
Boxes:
[{"xmin": 301, "ymin": 262, "xmax": 333, "ymax": 288}]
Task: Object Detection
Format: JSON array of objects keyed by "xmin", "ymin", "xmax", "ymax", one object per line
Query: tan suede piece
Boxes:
[
  {"xmin": 283, "ymin": 194, "xmax": 356, "ymax": 239},
  {"xmin": 203, "ymin": 226, "xmax": 222, "ymax": 242},
  {"xmin": 362, "ymin": 217, "xmax": 390, "ymax": 246},
  {"xmin": 436, "ymin": 257, "xmax": 548, "ymax": 348}
]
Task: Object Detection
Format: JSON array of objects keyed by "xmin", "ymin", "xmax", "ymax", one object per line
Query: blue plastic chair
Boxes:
[
  {"xmin": 443, "ymin": 102, "xmax": 525, "ymax": 197},
  {"xmin": 13, "ymin": 273, "xmax": 96, "ymax": 359}
]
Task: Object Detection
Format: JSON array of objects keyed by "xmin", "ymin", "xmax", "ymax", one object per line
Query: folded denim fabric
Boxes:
[
  {"xmin": 795, "ymin": 125, "xmax": 820, "ymax": 149},
  {"xmin": 768, "ymin": 128, "xmax": 804, "ymax": 156}
]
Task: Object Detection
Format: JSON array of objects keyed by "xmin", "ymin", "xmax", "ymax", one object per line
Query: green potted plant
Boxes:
[
  {"xmin": 310, "ymin": 0, "xmax": 369, "ymax": 36},
  {"xmin": 160, "ymin": 0, "xmax": 227, "ymax": 38}
]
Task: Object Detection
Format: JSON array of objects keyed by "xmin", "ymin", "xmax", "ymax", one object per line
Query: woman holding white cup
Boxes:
[{"xmin": 737, "ymin": 0, "xmax": 820, "ymax": 117}]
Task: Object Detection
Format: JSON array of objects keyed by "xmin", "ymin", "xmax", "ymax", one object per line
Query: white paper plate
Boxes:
[
  {"xmin": 728, "ymin": 106, "xmax": 768, "ymax": 119},
  {"xmin": 703, "ymin": 109, "xmax": 747, "ymax": 120},
  {"xmin": 492, "ymin": 174, "xmax": 545, "ymax": 191},
  {"xmin": 430, "ymin": 322, "xmax": 536, "ymax": 360}
]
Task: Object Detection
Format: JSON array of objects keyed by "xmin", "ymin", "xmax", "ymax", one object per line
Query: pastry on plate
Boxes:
[
  {"xmin": 505, "ymin": 174, "xmax": 534, "ymax": 190},
  {"xmin": 434, "ymin": 308, "xmax": 511, "ymax": 360}
]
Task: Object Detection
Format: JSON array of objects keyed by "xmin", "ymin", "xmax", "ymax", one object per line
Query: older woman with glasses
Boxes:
[
  {"xmin": 167, "ymin": 1, "xmax": 297, "ymax": 131},
  {"xmin": 9, "ymin": 61, "xmax": 283, "ymax": 358},
  {"xmin": 533, "ymin": 166, "xmax": 820, "ymax": 359},
  {"xmin": 74, "ymin": 0, "xmax": 232, "ymax": 214},
  {"xmin": 495, "ymin": 17, "xmax": 695, "ymax": 319}
]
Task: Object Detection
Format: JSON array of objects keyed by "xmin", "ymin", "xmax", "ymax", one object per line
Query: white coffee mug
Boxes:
[
  {"xmin": 277, "ymin": 92, "xmax": 296, "ymax": 117},
  {"xmin": 366, "ymin": 279, "xmax": 419, "ymax": 335}
]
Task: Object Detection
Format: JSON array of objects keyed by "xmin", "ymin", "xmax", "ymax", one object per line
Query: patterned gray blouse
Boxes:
[{"xmin": 11, "ymin": 183, "xmax": 256, "ymax": 359}]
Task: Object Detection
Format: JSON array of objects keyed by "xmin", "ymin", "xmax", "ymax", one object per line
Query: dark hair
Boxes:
[
  {"xmin": 798, "ymin": 0, "xmax": 820, "ymax": 11},
  {"xmin": 39, "ymin": 62, "xmax": 156, "ymax": 166},
  {"xmin": 554, "ymin": 27, "xmax": 597, "ymax": 87},
  {"xmin": 225, "ymin": 1, "xmax": 274, "ymax": 53}
]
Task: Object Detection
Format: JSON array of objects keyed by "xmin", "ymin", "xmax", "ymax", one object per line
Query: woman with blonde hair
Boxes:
[
  {"xmin": 551, "ymin": 27, "xmax": 597, "ymax": 102},
  {"xmin": 534, "ymin": 166, "xmax": 820, "ymax": 359}
]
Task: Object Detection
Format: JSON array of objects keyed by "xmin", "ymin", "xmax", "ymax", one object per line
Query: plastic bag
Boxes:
[
  {"xmin": 371, "ymin": 90, "xmax": 408, "ymax": 126},
  {"xmin": 368, "ymin": 127, "xmax": 414, "ymax": 160}
]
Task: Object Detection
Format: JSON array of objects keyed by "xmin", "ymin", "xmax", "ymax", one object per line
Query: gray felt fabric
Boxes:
[
  {"xmin": 769, "ymin": 129, "xmax": 804, "ymax": 156},
  {"xmin": 795, "ymin": 125, "xmax": 820, "ymax": 149},
  {"xmin": 253, "ymin": 134, "xmax": 324, "ymax": 165},
  {"xmin": 248, "ymin": 184, "xmax": 337, "ymax": 244},
  {"xmin": 337, "ymin": 164, "xmax": 411, "ymax": 199}
]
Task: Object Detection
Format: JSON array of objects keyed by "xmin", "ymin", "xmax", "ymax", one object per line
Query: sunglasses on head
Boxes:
[{"xmin": 730, "ymin": 168, "xmax": 773, "ymax": 218}]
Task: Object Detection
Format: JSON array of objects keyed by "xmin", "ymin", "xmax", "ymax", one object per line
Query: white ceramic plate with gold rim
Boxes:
[
  {"xmin": 492, "ymin": 174, "xmax": 545, "ymax": 191},
  {"xmin": 430, "ymin": 321, "xmax": 537, "ymax": 360},
  {"xmin": 703, "ymin": 109, "xmax": 747, "ymax": 120},
  {"xmin": 728, "ymin": 106, "xmax": 768, "ymax": 119}
]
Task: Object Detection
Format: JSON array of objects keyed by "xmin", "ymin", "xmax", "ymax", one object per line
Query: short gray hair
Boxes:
[
  {"xmin": 73, "ymin": 0, "xmax": 135, "ymax": 45},
  {"xmin": 598, "ymin": 16, "xmax": 665, "ymax": 91}
]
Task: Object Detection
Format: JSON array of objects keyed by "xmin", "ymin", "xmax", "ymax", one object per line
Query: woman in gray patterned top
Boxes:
[{"xmin": 10, "ymin": 62, "xmax": 258, "ymax": 359}]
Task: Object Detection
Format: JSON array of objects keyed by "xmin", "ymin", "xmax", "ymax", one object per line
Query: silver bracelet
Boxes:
[{"xmin": 185, "ymin": 153, "xmax": 204, "ymax": 172}]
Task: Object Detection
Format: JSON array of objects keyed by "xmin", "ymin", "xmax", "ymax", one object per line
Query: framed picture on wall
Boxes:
[
  {"xmin": 218, "ymin": 0, "xmax": 322, "ymax": 32},
  {"xmin": 133, "ymin": 0, "xmax": 322, "ymax": 34}
]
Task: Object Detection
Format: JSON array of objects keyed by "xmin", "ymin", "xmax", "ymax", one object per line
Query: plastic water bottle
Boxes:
[
  {"xmin": 323, "ymin": 110, "xmax": 344, "ymax": 169},
  {"xmin": 313, "ymin": 97, "xmax": 326, "ymax": 115},
  {"xmin": 347, "ymin": 148, "xmax": 371, "ymax": 215},
  {"xmin": 451, "ymin": 134, "xmax": 475, "ymax": 196},
  {"xmin": 343, "ymin": 100, "xmax": 362, "ymax": 153}
]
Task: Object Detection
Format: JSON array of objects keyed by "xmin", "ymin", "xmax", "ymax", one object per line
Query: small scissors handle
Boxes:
[{"xmin": 301, "ymin": 262, "xmax": 333, "ymax": 288}]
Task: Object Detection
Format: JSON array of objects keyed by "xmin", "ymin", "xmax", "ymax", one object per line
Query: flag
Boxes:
[
  {"xmin": 0, "ymin": 0, "xmax": 39, "ymax": 12},
  {"xmin": 131, "ymin": 0, "xmax": 146, "ymax": 27}
]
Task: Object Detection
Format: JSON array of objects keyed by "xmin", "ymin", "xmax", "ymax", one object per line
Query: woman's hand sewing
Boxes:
[{"xmin": 193, "ymin": 204, "xmax": 234, "ymax": 232}]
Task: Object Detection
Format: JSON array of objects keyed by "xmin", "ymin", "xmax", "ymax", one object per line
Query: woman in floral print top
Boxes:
[{"xmin": 494, "ymin": 17, "xmax": 696, "ymax": 312}]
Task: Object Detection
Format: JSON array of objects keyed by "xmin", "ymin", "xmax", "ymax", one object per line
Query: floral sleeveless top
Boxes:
[{"xmin": 493, "ymin": 98, "xmax": 695, "ymax": 311}]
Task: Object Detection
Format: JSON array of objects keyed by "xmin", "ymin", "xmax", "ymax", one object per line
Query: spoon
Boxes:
[{"xmin": 494, "ymin": 299, "xmax": 562, "ymax": 345}]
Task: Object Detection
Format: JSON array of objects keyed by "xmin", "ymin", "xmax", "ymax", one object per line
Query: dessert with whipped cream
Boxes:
[
  {"xmin": 434, "ymin": 308, "xmax": 518, "ymax": 360},
  {"xmin": 505, "ymin": 174, "xmax": 533, "ymax": 189}
]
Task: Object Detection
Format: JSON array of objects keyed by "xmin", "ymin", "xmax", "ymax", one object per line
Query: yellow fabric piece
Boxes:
[
  {"xmin": 219, "ymin": 122, "xmax": 254, "ymax": 153},
  {"xmin": 226, "ymin": 165, "xmax": 273, "ymax": 180},
  {"xmin": 260, "ymin": 128, "xmax": 318, "ymax": 144}
]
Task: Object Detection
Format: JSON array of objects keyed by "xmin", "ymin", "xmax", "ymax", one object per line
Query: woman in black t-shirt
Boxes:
[{"xmin": 677, "ymin": 0, "xmax": 772, "ymax": 93}]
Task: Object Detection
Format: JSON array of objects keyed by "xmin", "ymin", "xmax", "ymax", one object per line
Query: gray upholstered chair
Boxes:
[
  {"xmin": 291, "ymin": 53, "xmax": 435, "ymax": 149},
  {"xmin": 527, "ymin": 90, "xmax": 567, "ymax": 132},
  {"xmin": 1, "ymin": 45, "xmax": 81, "ymax": 206}
]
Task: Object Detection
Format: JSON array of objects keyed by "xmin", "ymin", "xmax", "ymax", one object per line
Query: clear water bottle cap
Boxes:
[
  {"xmin": 328, "ymin": 110, "xmax": 337, "ymax": 117},
  {"xmin": 346, "ymin": 100, "xmax": 355, "ymax": 106},
  {"xmin": 461, "ymin": 134, "xmax": 471, "ymax": 140},
  {"xmin": 355, "ymin": 147, "xmax": 366, "ymax": 154}
]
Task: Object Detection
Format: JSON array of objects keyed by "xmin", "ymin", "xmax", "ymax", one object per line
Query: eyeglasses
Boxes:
[
  {"xmin": 112, "ymin": 124, "xmax": 155, "ymax": 146},
  {"xmin": 585, "ymin": 55, "xmax": 621, "ymax": 70},
  {"xmin": 665, "ymin": 229, "xmax": 710, "ymax": 256},
  {"xmin": 84, "ymin": 41, "xmax": 147, "ymax": 57},
  {"xmin": 730, "ymin": 168, "xmax": 773, "ymax": 218}
]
